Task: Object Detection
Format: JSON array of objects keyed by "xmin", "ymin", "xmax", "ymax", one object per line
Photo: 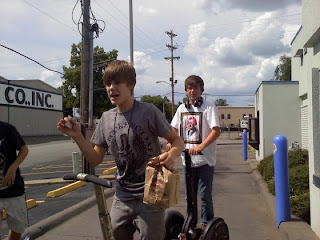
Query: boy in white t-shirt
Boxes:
[{"xmin": 167, "ymin": 75, "xmax": 220, "ymax": 236}]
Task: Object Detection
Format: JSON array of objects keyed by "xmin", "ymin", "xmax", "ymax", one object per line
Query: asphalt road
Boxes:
[
  {"xmin": 21, "ymin": 140, "xmax": 115, "ymax": 181},
  {"xmin": 0, "ymin": 139, "xmax": 116, "ymax": 238}
]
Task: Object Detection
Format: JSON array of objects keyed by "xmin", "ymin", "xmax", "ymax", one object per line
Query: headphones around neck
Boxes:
[{"xmin": 185, "ymin": 97, "xmax": 203, "ymax": 109}]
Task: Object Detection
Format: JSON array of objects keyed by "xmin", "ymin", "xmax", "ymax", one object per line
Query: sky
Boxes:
[{"xmin": 0, "ymin": 0, "xmax": 302, "ymax": 106}]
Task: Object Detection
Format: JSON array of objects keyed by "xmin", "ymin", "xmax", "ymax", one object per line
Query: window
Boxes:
[
  {"xmin": 227, "ymin": 114, "xmax": 231, "ymax": 119},
  {"xmin": 221, "ymin": 114, "xmax": 224, "ymax": 119},
  {"xmin": 249, "ymin": 114, "xmax": 252, "ymax": 118}
]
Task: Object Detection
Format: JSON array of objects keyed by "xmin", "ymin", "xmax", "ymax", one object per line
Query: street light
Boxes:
[{"xmin": 156, "ymin": 79, "xmax": 177, "ymax": 118}]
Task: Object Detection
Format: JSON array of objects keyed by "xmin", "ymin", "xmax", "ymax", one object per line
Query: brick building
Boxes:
[{"xmin": 217, "ymin": 106, "xmax": 255, "ymax": 130}]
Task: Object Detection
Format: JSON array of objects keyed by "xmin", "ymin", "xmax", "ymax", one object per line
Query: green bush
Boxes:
[
  {"xmin": 257, "ymin": 149, "xmax": 310, "ymax": 224},
  {"xmin": 289, "ymin": 164, "xmax": 309, "ymax": 195},
  {"xmin": 291, "ymin": 192, "xmax": 310, "ymax": 224},
  {"xmin": 257, "ymin": 154, "xmax": 274, "ymax": 182},
  {"xmin": 288, "ymin": 149, "xmax": 309, "ymax": 167}
]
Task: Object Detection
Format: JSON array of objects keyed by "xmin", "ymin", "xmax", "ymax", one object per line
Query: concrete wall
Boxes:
[
  {"xmin": 308, "ymin": 69, "xmax": 320, "ymax": 237},
  {"xmin": 0, "ymin": 78, "xmax": 63, "ymax": 136},
  {"xmin": 291, "ymin": 1, "xmax": 320, "ymax": 236},
  {"xmin": 7, "ymin": 107, "xmax": 62, "ymax": 136},
  {"xmin": 255, "ymin": 82, "xmax": 300, "ymax": 160}
]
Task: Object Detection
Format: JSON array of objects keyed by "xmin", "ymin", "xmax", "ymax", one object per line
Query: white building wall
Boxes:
[
  {"xmin": 254, "ymin": 82, "xmax": 300, "ymax": 161},
  {"xmin": 291, "ymin": 0, "xmax": 320, "ymax": 237}
]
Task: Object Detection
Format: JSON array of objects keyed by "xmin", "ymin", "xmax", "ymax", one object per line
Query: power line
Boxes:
[
  {"xmin": 105, "ymin": 0, "xmax": 164, "ymax": 49},
  {"xmin": 0, "ymin": 44, "xmax": 64, "ymax": 75},
  {"xmin": 93, "ymin": 0, "xmax": 166, "ymax": 58},
  {"xmin": 23, "ymin": 0, "xmax": 78, "ymax": 34}
]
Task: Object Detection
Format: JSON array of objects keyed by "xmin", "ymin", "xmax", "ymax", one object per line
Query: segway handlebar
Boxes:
[
  {"xmin": 183, "ymin": 149, "xmax": 203, "ymax": 155},
  {"xmin": 63, "ymin": 173, "xmax": 113, "ymax": 188}
]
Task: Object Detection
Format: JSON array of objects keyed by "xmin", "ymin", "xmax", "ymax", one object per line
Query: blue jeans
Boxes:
[{"xmin": 184, "ymin": 164, "xmax": 215, "ymax": 228}]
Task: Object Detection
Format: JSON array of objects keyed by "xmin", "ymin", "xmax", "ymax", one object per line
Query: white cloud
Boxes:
[
  {"xmin": 179, "ymin": 10, "xmax": 299, "ymax": 101},
  {"xmin": 0, "ymin": 0, "xmax": 302, "ymax": 107},
  {"xmin": 138, "ymin": 6, "xmax": 159, "ymax": 17},
  {"xmin": 40, "ymin": 70, "xmax": 63, "ymax": 88},
  {"xmin": 256, "ymin": 58, "xmax": 278, "ymax": 80},
  {"xmin": 196, "ymin": 0, "xmax": 300, "ymax": 13},
  {"xmin": 132, "ymin": 51, "xmax": 152, "ymax": 75}
]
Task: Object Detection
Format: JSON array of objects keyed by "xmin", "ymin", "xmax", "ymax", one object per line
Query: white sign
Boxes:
[{"xmin": 0, "ymin": 83, "xmax": 62, "ymax": 111}]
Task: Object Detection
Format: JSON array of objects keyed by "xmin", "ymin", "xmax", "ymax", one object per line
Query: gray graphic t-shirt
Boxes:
[{"xmin": 91, "ymin": 101, "xmax": 172, "ymax": 201}]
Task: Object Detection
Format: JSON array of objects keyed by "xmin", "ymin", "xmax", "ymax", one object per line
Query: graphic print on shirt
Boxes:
[
  {"xmin": 0, "ymin": 138, "xmax": 7, "ymax": 190},
  {"xmin": 0, "ymin": 153, "xmax": 7, "ymax": 190},
  {"xmin": 180, "ymin": 112, "xmax": 203, "ymax": 144},
  {"xmin": 110, "ymin": 120, "xmax": 150, "ymax": 181}
]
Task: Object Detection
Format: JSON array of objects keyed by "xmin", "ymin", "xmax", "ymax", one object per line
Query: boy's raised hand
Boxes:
[{"xmin": 57, "ymin": 116, "xmax": 82, "ymax": 139}]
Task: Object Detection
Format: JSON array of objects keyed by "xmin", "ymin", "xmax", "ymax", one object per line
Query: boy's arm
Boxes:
[
  {"xmin": 3, "ymin": 144, "xmax": 29, "ymax": 187},
  {"xmin": 57, "ymin": 117, "xmax": 106, "ymax": 167},
  {"xmin": 73, "ymin": 136, "xmax": 107, "ymax": 166},
  {"xmin": 159, "ymin": 128, "xmax": 184, "ymax": 169},
  {"xmin": 189, "ymin": 127, "xmax": 220, "ymax": 155},
  {"xmin": 166, "ymin": 127, "xmax": 178, "ymax": 150}
]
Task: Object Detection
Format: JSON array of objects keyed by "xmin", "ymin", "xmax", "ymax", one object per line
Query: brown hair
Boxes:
[
  {"xmin": 184, "ymin": 75, "xmax": 204, "ymax": 92},
  {"xmin": 102, "ymin": 60, "xmax": 136, "ymax": 88}
]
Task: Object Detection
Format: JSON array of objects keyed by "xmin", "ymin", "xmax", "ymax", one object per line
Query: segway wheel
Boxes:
[
  {"xmin": 164, "ymin": 210, "xmax": 185, "ymax": 240},
  {"xmin": 203, "ymin": 217, "xmax": 229, "ymax": 240}
]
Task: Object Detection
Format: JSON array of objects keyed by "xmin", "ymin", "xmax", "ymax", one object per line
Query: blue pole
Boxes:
[
  {"xmin": 273, "ymin": 135, "xmax": 291, "ymax": 228},
  {"xmin": 242, "ymin": 130, "xmax": 247, "ymax": 161}
]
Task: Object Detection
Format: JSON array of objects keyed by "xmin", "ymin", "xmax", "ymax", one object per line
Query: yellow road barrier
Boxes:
[
  {"xmin": 26, "ymin": 199, "xmax": 37, "ymax": 209},
  {"xmin": 47, "ymin": 181, "xmax": 86, "ymax": 198},
  {"xmin": 103, "ymin": 166, "xmax": 117, "ymax": 175}
]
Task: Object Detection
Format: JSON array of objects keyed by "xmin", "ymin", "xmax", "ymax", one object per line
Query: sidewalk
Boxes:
[{"xmin": 22, "ymin": 134, "xmax": 319, "ymax": 240}]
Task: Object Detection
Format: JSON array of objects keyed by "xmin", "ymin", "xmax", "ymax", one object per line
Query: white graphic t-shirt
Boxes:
[{"xmin": 171, "ymin": 100, "xmax": 220, "ymax": 167}]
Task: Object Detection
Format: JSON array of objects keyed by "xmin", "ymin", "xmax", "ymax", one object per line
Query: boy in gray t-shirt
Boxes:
[{"xmin": 58, "ymin": 60, "xmax": 184, "ymax": 240}]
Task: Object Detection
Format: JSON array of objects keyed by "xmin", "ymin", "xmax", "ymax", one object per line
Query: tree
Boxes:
[
  {"xmin": 140, "ymin": 95, "xmax": 172, "ymax": 120},
  {"xmin": 60, "ymin": 43, "xmax": 118, "ymax": 118},
  {"xmin": 215, "ymin": 98, "xmax": 229, "ymax": 106},
  {"xmin": 274, "ymin": 54, "xmax": 291, "ymax": 81}
]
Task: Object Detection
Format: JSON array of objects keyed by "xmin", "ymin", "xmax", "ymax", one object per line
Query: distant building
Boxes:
[
  {"xmin": 217, "ymin": 106, "xmax": 255, "ymax": 130},
  {"xmin": 0, "ymin": 76, "xmax": 63, "ymax": 136},
  {"xmin": 253, "ymin": 81, "xmax": 300, "ymax": 160}
]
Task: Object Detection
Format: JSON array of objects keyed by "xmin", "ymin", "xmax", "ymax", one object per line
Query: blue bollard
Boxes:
[
  {"xmin": 273, "ymin": 135, "xmax": 291, "ymax": 228},
  {"xmin": 242, "ymin": 130, "xmax": 247, "ymax": 161}
]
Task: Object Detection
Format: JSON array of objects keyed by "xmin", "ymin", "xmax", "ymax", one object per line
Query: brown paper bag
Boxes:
[{"xmin": 143, "ymin": 157, "xmax": 180, "ymax": 208}]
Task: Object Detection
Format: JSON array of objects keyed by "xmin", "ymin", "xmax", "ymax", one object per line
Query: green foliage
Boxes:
[
  {"xmin": 140, "ymin": 95, "xmax": 172, "ymax": 121},
  {"xmin": 60, "ymin": 42, "xmax": 118, "ymax": 118},
  {"xmin": 291, "ymin": 192, "xmax": 310, "ymax": 224},
  {"xmin": 274, "ymin": 54, "xmax": 291, "ymax": 81},
  {"xmin": 289, "ymin": 164, "xmax": 309, "ymax": 195},
  {"xmin": 257, "ymin": 154, "xmax": 274, "ymax": 182},
  {"xmin": 288, "ymin": 149, "xmax": 309, "ymax": 167},
  {"xmin": 215, "ymin": 98, "xmax": 229, "ymax": 106},
  {"xmin": 257, "ymin": 149, "xmax": 310, "ymax": 223}
]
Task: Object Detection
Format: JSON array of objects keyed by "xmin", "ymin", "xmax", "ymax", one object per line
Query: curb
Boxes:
[
  {"xmin": 23, "ymin": 188, "xmax": 115, "ymax": 240},
  {"xmin": 247, "ymin": 159, "xmax": 320, "ymax": 240}
]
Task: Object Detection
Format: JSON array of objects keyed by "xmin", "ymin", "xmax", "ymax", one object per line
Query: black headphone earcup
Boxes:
[
  {"xmin": 185, "ymin": 102, "xmax": 190, "ymax": 108},
  {"xmin": 194, "ymin": 97, "xmax": 203, "ymax": 107}
]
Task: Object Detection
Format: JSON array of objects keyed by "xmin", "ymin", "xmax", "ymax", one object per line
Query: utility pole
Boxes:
[
  {"xmin": 164, "ymin": 30, "xmax": 180, "ymax": 119},
  {"xmin": 81, "ymin": 0, "xmax": 94, "ymax": 174},
  {"xmin": 129, "ymin": 0, "xmax": 134, "ymax": 66},
  {"xmin": 81, "ymin": 0, "xmax": 90, "ymax": 127}
]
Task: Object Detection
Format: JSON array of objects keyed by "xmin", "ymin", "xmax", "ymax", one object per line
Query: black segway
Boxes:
[{"xmin": 165, "ymin": 149, "xmax": 229, "ymax": 240}]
